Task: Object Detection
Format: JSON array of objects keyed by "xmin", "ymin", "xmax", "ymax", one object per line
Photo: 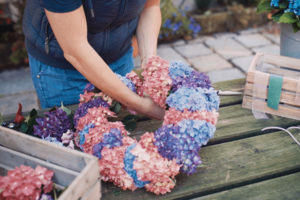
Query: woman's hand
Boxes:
[{"xmin": 136, "ymin": 97, "xmax": 165, "ymax": 120}]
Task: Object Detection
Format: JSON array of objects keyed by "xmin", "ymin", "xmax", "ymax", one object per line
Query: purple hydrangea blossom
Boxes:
[
  {"xmin": 166, "ymin": 87, "xmax": 220, "ymax": 112},
  {"xmin": 169, "ymin": 61, "xmax": 193, "ymax": 79},
  {"xmin": 34, "ymin": 107, "xmax": 71, "ymax": 141},
  {"xmin": 124, "ymin": 143, "xmax": 150, "ymax": 187},
  {"xmin": 172, "ymin": 71, "xmax": 212, "ymax": 92},
  {"xmin": 73, "ymin": 97, "xmax": 110, "ymax": 128},
  {"xmin": 92, "ymin": 128, "xmax": 123, "ymax": 159},
  {"xmin": 115, "ymin": 73, "xmax": 136, "ymax": 93},
  {"xmin": 83, "ymin": 83, "xmax": 95, "ymax": 93},
  {"xmin": 154, "ymin": 124, "xmax": 202, "ymax": 175}
]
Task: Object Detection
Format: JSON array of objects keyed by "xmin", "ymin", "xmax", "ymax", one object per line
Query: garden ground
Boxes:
[{"xmin": 0, "ymin": 26, "xmax": 280, "ymax": 115}]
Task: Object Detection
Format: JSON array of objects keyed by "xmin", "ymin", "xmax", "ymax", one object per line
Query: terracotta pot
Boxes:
[{"xmin": 132, "ymin": 36, "xmax": 139, "ymax": 57}]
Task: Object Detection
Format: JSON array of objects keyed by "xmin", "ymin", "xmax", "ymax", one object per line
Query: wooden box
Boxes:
[
  {"xmin": 242, "ymin": 52, "xmax": 300, "ymax": 120},
  {"xmin": 0, "ymin": 126, "xmax": 101, "ymax": 200}
]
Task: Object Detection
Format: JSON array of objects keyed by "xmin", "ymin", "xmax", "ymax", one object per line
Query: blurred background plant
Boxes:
[
  {"xmin": 159, "ymin": 0, "xmax": 202, "ymax": 41},
  {"xmin": 0, "ymin": 0, "xmax": 27, "ymax": 67}
]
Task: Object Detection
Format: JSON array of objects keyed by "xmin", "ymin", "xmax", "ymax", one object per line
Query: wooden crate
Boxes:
[
  {"xmin": 0, "ymin": 126, "xmax": 101, "ymax": 200},
  {"xmin": 242, "ymin": 52, "xmax": 300, "ymax": 120}
]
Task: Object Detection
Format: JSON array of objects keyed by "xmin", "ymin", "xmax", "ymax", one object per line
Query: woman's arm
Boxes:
[
  {"xmin": 137, "ymin": 0, "xmax": 161, "ymax": 68},
  {"xmin": 45, "ymin": 6, "xmax": 165, "ymax": 120}
]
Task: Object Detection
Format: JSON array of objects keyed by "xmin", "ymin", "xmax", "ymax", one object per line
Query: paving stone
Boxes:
[
  {"xmin": 187, "ymin": 36, "xmax": 214, "ymax": 44},
  {"xmin": 207, "ymin": 68, "xmax": 246, "ymax": 83},
  {"xmin": 213, "ymin": 32, "xmax": 238, "ymax": 39},
  {"xmin": 0, "ymin": 67, "xmax": 35, "ymax": 96},
  {"xmin": 0, "ymin": 92, "xmax": 39, "ymax": 115},
  {"xmin": 172, "ymin": 39, "xmax": 186, "ymax": 46},
  {"xmin": 172, "ymin": 0, "xmax": 197, "ymax": 11},
  {"xmin": 235, "ymin": 34, "xmax": 271, "ymax": 48},
  {"xmin": 205, "ymin": 38, "xmax": 252, "ymax": 59},
  {"xmin": 263, "ymin": 33, "xmax": 280, "ymax": 45},
  {"xmin": 251, "ymin": 44, "xmax": 280, "ymax": 55},
  {"xmin": 231, "ymin": 55, "xmax": 255, "ymax": 72},
  {"xmin": 133, "ymin": 55, "xmax": 141, "ymax": 69},
  {"xmin": 157, "ymin": 43, "xmax": 172, "ymax": 49},
  {"xmin": 237, "ymin": 27, "xmax": 265, "ymax": 35},
  {"xmin": 157, "ymin": 47, "xmax": 190, "ymax": 65},
  {"xmin": 190, "ymin": 54, "xmax": 232, "ymax": 73},
  {"xmin": 174, "ymin": 43, "xmax": 213, "ymax": 58}
]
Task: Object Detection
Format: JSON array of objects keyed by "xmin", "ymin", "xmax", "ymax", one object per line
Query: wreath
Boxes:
[{"xmin": 33, "ymin": 56, "xmax": 220, "ymax": 195}]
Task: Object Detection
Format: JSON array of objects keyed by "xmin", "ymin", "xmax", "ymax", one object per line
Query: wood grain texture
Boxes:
[
  {"xmin": 194, "ymin": 172, "xmax": 300, "ymax": 200},
  {"xmin": 244, "ymin": 83, "xmax": 300, "ymax": 107},
  {"xmin": 101, "ymin": 130, "xmax": 300, "ymax": 199},
  {"xmin": 242, "ymin": 96, "xmax": 300, "ymax": 120},
  {"xmin": 128, "ymin": 104, "xmax": 299, "ymax": 145}
]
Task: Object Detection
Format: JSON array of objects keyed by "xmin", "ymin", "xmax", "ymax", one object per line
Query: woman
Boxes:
[{"xmin": 22, "ymin": 0, "xmax": 164, "ymax": 120}]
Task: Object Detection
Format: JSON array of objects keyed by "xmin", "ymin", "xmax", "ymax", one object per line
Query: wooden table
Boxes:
[{"xmin": 3, "ymin": 78, "xmax": 300, "ymax": 199}]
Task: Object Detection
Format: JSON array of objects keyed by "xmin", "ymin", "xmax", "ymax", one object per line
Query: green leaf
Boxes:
[
  {"xmin": 110, "ymin": 100, "xmax": 117, "ymax": 108},
  {"xmin": 20, "ymin": 123, "xmax": 29, "ymax": 133},
  {"xmin": 113, "ymin": 189, "xmax": 121, "ymax": 196},
  {"xmin": 292, "ymin": 22, "xmax": 300, "ymax": 33},
  {"xmin": 279, "ymin": 1, "xmax": 288, "ymax": 9},
  {"xmin": 0, "ymin": 112, "xmax": 3, "ymax": 126},
  {"xmin": 60, "ymin": 102, "xmax": 72, "ymax": 115},
  {"xmin": 29, "ymin": 109, "xmax": 37, "ymax": 118},
  {"xmin": 279, "ymin": 12, "xmax": 298, "ymax": 24},
  {"xmin": 271, "ymin": 10, "xmax": 284, "ymax": 22},
  {"xmin": 48, "ymin": 106, "xmax": 56, "ymax": 112},
  {"xmin": 297, "ymin": 20, "xmax": 300, "ymax": 28},
  {"xmin": 123, "ymin": 115, "xmax": 139, "ymax": 123},
  {"xmin": 257, "ymin": 0, "xmax": 272, "ymax": 13},
  {"xmin": 0, "ymin": 189, "xmax": 4, "ymax": 194},
  {"xmin": 24, "ymin": 115, "xmax": 30, "ymax": 123},
  {"xmin": 124, "ymin": 122, "xmax": 137, "ymax": 131},
  {"xmin": 114, "ymin": 102, "xmax": 122, "ymax": 114}
]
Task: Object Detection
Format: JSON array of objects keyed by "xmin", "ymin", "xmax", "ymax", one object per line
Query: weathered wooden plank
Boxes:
[
  {"xmin": 242, "ymin": 96, "xmax": 300, "ymax": 120},
  {"xmin": 0, "ymin": 127, "xmax": 94, "ymax": 172},
  {"xmin": 58, "ymin": 158, "xmax": 100, "ymax": 200},
  {"xmin": 81, "ymin": 179, "xmax": 102, "ymax": 200},
  {"xmin": 194, "ymin": 172, "xmax": 300, "ymax": 200},
  {"xmin": 2, "ymin": 78, "xmax": 245, "ymax": 122},
  {"xmin": 101, "ymin": 130, "xmax": 300, "ymax": 200},
  {"xmin": 0, "ymin": 146, "xmax": 79, "ymax": 186},
  {"xmin": 129, "ymin": 104, "xmax": 299, "ymax": 145}
]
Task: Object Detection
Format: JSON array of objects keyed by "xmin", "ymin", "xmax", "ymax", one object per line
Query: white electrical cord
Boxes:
[{"xmin": 262, "ymin": 126, "xmax": 300, "ymax": 147}]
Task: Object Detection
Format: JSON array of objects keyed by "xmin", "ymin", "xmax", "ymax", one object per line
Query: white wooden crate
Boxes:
[{"xmin": 0, "ymin": 126, "xmax": 101, "ymax": 200}]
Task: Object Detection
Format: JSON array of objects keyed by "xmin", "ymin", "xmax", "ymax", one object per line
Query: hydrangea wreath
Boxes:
[{"xmin": 32, "ymin": 56, "xmax": 220, "ymax": 195}]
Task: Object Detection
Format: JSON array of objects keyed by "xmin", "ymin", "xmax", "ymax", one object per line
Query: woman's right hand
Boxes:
[{"xmin": 130, "ymin": 96, "xmax": 165, "ymax": 121}]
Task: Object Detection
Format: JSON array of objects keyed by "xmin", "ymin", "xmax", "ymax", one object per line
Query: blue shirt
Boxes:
[{"xmin": 42, "ymin": 0, "xmax": 82, "ymax": 13}]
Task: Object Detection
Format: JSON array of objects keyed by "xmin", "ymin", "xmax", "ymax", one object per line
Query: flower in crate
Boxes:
[
  {"xmin": 42, "ymin": 136, "xmax": 63, "ymax": 146},
  {"xmin": 79, "ymin": 91, "xmax": 96, "ymax": 104},
  {"xmin": 73, "ymin": 96, "xmax": 110, "ymax": 129},
  {"xmin": 0, "ymin": 165, "xmax": 53, "ymax": 200},
  {"xmin": 61, "ymin": 129, "xmax": 74, "ymax": 144},
  {"xmin": 166, "ymin": 87, "xmax": 220, "ymax": 112},
  {"xmin": 168, "ymin": 60, "xmax": 193, "ymax": 79},
  {"xmin": 141, "ymin": 56, "xmax": 172, "ymax": 108},
  {"xmin": 34, "ymin": 107, "xmax": 71, "ymax": 141}
]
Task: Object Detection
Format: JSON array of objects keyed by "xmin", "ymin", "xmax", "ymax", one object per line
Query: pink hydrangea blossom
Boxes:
[
  {"xmin": 79, "ymin": 91, "xmax": 95, "ymax": 104},
  {"xmin": 141, "ymin": 56, "xmax": 172, "ymax": 108},
  {"xmin": 98, "ymin": 143, "xmax": 137, "ymax": 191},
  {"xmin": 163, "ymin": 108, "xmax": 219, "ymax": 126},
  {"xmin": 126, "ymin": 71, "xmax": 144, "ymax": 97},
  {"xmin": 0, "ymin": 165, "xmax": 53, "ymax": 200}
]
